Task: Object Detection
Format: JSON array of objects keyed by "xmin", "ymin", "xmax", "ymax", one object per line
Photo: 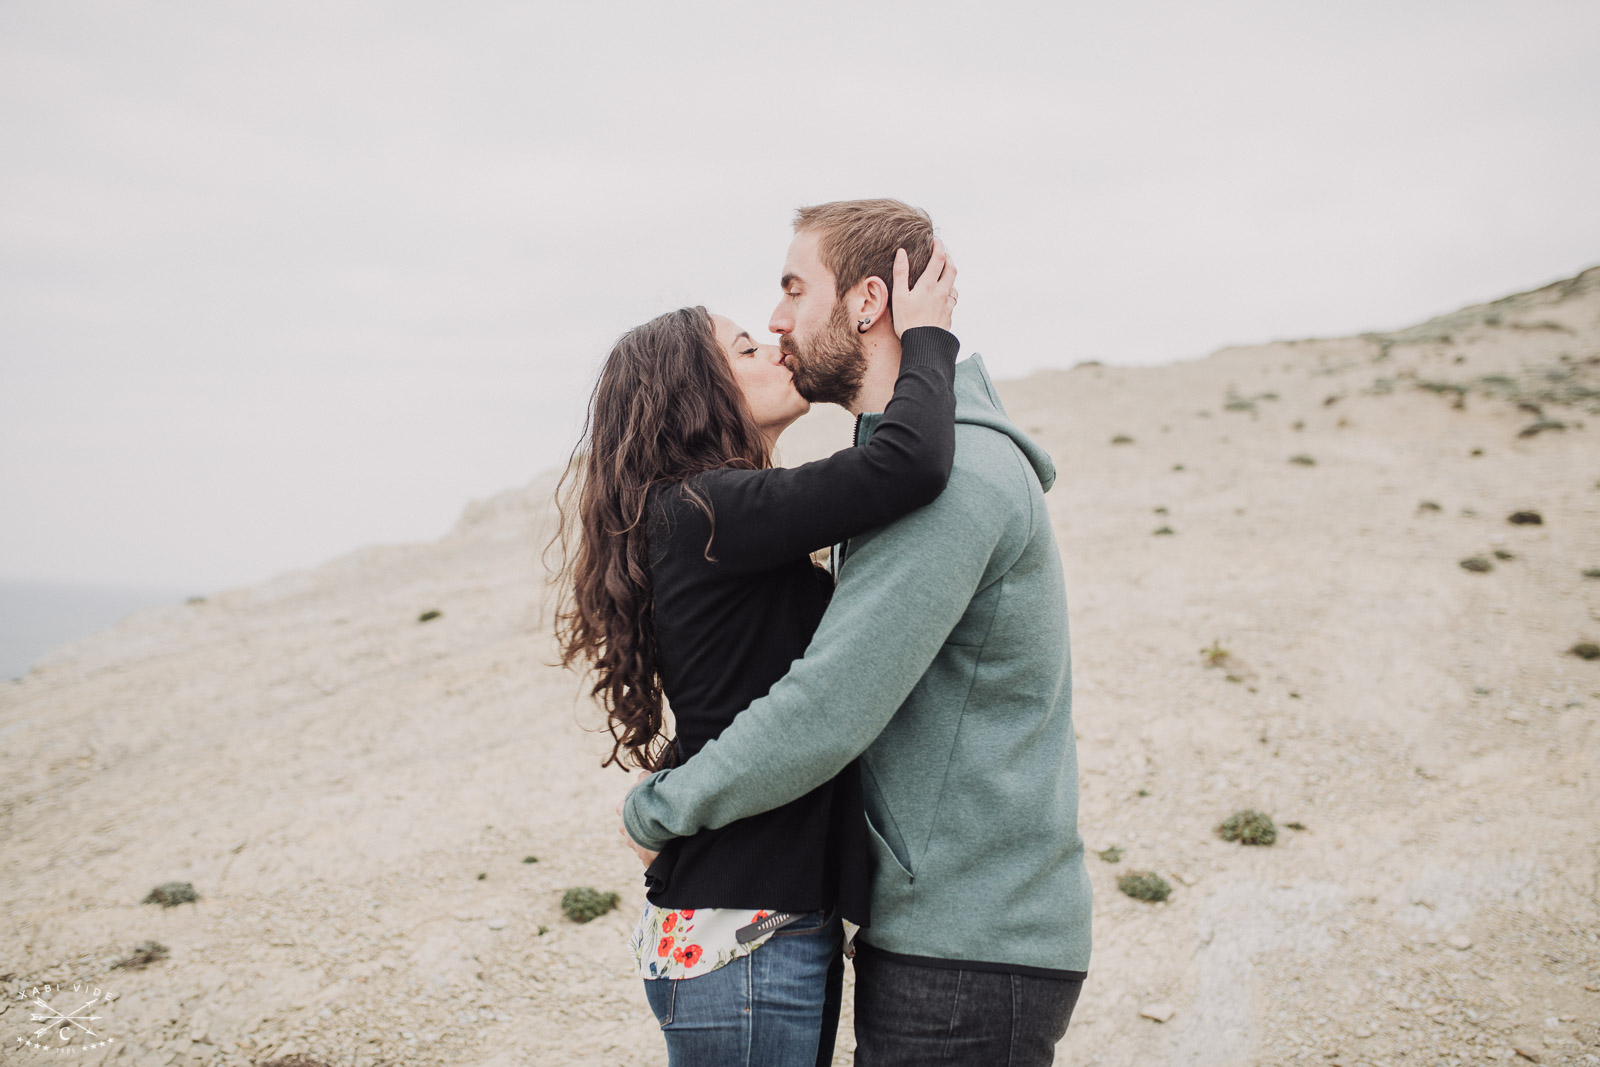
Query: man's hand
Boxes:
[
  {"xmin": 891, "ymin": 236, "xmax": 958, "ymax": 337},
  {"xmin": 617, "ymin": 771, "xmax": 660, "ymax": 867}
]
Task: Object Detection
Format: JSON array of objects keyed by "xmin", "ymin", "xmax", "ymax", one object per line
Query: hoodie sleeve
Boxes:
[
  {"xmin": 622, "ymin": 439, "xmax": 1028, "ymax": 851},
  {"xmin": 679, "ymin": 326, "xmax": 959, "ymax": 575}
]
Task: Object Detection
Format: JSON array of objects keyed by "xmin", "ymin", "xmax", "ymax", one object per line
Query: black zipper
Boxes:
[{"xmin": 832, "ymin": 411, "xmax": 867, "ymax": 580}]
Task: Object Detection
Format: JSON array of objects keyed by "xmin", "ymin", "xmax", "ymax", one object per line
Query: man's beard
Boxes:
[{"xmin": 779, "ymin": 300, "xmax": 867, "ymax": 407}]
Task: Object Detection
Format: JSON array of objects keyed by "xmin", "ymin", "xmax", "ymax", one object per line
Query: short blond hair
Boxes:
[{"xmin": 794, "ymin": 199, "xmax": 935, "ymax": 312}]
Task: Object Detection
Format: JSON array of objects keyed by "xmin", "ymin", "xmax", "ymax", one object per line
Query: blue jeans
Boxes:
[
  {"xmin": 851, "ymin": 942, "xmax": 1083, "ymax": 1066},
  {"xmin": 642, "ymin": 909, "xmax": 844, "ymax": 1067}
]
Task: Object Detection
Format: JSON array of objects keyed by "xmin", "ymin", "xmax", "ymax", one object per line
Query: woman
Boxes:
[{"xmin": 554, "ymin": 244, "xmax": 958, "ymax": 1066}]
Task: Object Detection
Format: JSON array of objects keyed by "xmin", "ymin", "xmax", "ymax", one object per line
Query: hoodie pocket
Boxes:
[{"xmin": 864, "ymin": 812, "xmax": 915, "ymax": 887}]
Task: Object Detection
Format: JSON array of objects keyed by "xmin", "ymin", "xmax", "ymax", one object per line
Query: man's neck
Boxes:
[{"xmin": 846, "ymin": 333, "xmax": 903, "ymax": 416}]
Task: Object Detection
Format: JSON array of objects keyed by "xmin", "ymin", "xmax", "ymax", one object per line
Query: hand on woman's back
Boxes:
[{"xmin": 891, "ymin": 236, "xmax": 958, "ymax": 337}]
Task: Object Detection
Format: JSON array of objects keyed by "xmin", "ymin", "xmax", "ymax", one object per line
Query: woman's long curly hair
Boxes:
[{"xmin": 550, "ymin": 306, "xmax": 772, "ymax": 772}]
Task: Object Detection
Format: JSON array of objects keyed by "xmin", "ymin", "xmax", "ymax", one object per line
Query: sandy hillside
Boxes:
[{"xmin": 3, "ymin": 268, "xmax": 1599, "ymax": 1067}]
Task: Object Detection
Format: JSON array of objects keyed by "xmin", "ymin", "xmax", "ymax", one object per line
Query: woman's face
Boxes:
[{"xmin": 710, "ymin": 313, "xmax": 809, "ymax": 440}]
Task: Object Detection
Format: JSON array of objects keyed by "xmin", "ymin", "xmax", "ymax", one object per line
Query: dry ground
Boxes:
[{"xmin": 4, "ymin": 268, "xmax": 1598, "ymax": 1066}]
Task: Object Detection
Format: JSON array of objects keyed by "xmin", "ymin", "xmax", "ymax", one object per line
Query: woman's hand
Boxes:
[
  {"xmin": 617, "ymin": 770, "xmax": 660, "ymax": 867},
  {"xmin": 891, "ymin": 236, "xmax": 958, "ymax": 337}
]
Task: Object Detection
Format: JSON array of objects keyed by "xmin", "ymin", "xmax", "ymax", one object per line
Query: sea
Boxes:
[{"xmin": 0, "ymin": 580, "xmax": 197, "ymax": 681}]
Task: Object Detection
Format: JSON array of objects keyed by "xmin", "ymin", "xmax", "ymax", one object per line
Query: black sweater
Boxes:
[{"xmin": 640, "ymin": 327, "xmax": 961, "ymax": 923}]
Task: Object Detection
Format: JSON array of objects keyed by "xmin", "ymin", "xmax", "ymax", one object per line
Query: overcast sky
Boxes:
[{"xmin": 3, "ymin": 0, "xmax": 1597, "ymax": 592}]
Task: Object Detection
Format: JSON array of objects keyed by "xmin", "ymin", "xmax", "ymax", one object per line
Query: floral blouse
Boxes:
[
  {"xmin": 628, "ymin": 901, "xmax": 860, "ymax": 980},
  {"xmin": 629, "ymin": 902, "xmax": 784, "ymax": 980}
]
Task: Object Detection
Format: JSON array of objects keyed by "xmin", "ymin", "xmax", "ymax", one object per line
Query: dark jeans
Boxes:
[{"xmin": 852, "ymin": 945, "xmax": 1082, "ymax": 1066}]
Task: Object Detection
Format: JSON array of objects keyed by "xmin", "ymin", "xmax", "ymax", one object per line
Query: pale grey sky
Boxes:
[{"xmin": 3, "ymin": 0, "xmax": 1597, "ymax": 591}]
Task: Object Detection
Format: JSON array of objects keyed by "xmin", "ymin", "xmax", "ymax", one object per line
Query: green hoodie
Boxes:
[{"xmin": 623, "ymin": 353, "xmax": 1092, "ymax": 976}]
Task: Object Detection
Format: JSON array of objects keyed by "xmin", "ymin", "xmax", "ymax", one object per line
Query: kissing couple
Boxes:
[{"xmin": 555, "ymin": 198, "xmax": 1092, "ymax": 1066}]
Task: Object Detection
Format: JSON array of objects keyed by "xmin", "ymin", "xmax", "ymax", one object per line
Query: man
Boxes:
[{"xmin": 622, "ymin": 198, "xmax": 1091, "ymax": 1065}]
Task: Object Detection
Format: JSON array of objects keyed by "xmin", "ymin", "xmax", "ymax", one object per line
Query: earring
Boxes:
[{"xmin": 857, "ymin": 318, "xmax": 871, "ymax": 333}]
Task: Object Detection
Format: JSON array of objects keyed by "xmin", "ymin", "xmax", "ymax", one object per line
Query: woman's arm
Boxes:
[
  {"xmin": 680, "ymin": 324, "xmax": 959, "ymax": 575},
  {"xmin": 661, "ymin": 242, "xmax": 960, "ymax": 574}
]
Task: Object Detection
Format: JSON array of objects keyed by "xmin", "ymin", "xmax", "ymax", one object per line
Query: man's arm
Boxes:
[{"xmin": 622, "ymin": 454, "xmax": 1023, "ymax": 852}]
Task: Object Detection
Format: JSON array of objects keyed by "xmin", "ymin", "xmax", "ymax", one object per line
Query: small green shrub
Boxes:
[
  {"xmin": 1459, "ymin": 557, "xmax": 1493, "ymax": 573},
  {"xmin": 1217, "ymin": 809, "xmax": 1277, "ymax": 846},
  {"xmin": 1200, "ymin": 641, "xmax": 1231, "ymax": 669},
  {"xmin": 1518, "ymin": 420, "xmax": 1566, "ymax": 437},
  {"xmin": 1097, "ymin": 845, "xmax": 1124, "ymax": 864},
  {"xmin": 418, "ymin": 609, "xmax": 442, "ymax": 622},
  {"xmin": 1289, "ymin": 454, "xmax": 1316, "ymax": 466},
  {"xmin": 142, "ymin": 881, "xmax": 197, "ymax": 907},
  {"xmin": 561, "ymin": 887, "xmax": 620, "ymax": 923},
  {"xmin": 111, "ymin": 940, "xmax": 169, "ymax": 970},
  {"xmin": 1569, "ymin": 642, "xmax": 1600, "ymax": 661},
  {"xmin": 1117, "ymin": 870, "xmax": 1171, "ymax": 902}
]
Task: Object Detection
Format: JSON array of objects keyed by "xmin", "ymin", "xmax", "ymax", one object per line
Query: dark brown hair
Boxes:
[
  {"xmin": 550, "ymin": 306, "xmax": 771, "ymax": 772},
  {"xmin": 794, "ymin": 198, "xmax": 936, "ymax": 314}
]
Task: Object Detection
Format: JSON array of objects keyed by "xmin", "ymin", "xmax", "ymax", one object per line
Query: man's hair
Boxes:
[{"xmin": 793, "ymin": 199, "xmax": 935, "ymax": 313}]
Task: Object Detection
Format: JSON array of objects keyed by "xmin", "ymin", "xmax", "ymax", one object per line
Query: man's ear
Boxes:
[{"xmin": 851, "ymin": 276, "xmax": 891, "ymax": 329}]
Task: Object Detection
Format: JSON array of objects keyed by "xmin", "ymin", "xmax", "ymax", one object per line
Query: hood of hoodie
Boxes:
[{"xmin": 858, "ymin": 353, "xmax": 1056, "ymax": 493}]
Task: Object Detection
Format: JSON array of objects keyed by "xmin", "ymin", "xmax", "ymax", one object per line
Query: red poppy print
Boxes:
[
  {"xmin": 679, "ymin": 910, "xmax": 694, "ymax": 920},
  {"xmin": 680, "ymin": 944, "xmax": 703, "ymax": 966},
  {"xmin": 662, "ymin": 913, "xmax": 677, "ymax": 933},
  {"xmin": 657, "ymin": 936, "xmax": 674, "ymax": 957}
]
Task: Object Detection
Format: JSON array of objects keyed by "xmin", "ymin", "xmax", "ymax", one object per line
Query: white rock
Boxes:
[
  {"xmin": 1447, "ymin": 934, "xmax": 1473, "ymax": 951},
  {"xmin": 1139, "ymin": 1003, "xmax": 1175, "ymax": 1023},
  {"xmin": 486, "ymin": 917, "xmax": 509, "ymax": 930}
]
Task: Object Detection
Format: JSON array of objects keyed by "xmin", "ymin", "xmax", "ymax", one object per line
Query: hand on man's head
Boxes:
[{"xmin": 891, "ymin": 237, "xmax": 957, "ymax": 338}]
